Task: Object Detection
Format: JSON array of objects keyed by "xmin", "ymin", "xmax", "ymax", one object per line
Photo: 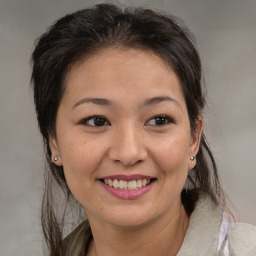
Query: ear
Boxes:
[
  {"xmin": 49, "ymin": 135, "xmax": 63, "ymax": 166},
  {"xmin": 188, "ymin": 115, "xmax": 203, "ymax": 170}
]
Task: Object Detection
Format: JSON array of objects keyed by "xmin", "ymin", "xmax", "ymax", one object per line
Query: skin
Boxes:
[{"xmin": 50, "ymin": 47, "xmax": 203, "ymax": 256}]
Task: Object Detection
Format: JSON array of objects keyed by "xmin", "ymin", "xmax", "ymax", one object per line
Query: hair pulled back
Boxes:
[{"xmin": 31, "ymin": 3, "xmax": 223, "ymax": 255}]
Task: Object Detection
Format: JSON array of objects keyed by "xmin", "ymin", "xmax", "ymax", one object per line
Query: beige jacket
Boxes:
[{"xmin": 64, "ymin": 196, "xmax": 256, "ymax": 255}]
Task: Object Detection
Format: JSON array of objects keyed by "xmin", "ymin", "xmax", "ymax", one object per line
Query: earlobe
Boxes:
[
  {"xmin": 49, "ymin": 136, "xmax": 63, "ymax": 166},
  {"xmin": 188, "ymin": 116, "xmax": 203, "ymax": 169}
]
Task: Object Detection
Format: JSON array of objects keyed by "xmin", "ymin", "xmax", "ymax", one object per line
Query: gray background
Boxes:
[{"xmin": 0, "ymin": 0, "xmax": 255, "ymax": 255}]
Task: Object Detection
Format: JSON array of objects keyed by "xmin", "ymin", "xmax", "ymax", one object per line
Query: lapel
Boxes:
[{"xmin": 177, "ymin": 195, "xmax": 223, "ymax": 256}]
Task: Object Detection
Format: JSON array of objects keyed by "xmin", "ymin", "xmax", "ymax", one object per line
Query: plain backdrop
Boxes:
[{"xmin": 0, "ymin": 0, "xmax": 255, "ymax": 255}]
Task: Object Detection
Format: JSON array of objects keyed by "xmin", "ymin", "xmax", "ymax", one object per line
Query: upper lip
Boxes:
[{"xmin": 99, "ymin": 174, "xmax": 155, "ymax": 181}]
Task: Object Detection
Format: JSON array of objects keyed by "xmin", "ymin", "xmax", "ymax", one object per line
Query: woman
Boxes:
[{"xmin": 31, "ymin": 3, "xmax": 256, "ymax": 256}]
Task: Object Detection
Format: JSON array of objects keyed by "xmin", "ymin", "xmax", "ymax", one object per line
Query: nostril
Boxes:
[
  {"xmin": 108, "ymin": 138, "xmax": 148, "ymax": 166},
  {"xmin": 113, "ymin": 158, "xmax": 144, "ymax": 167}
]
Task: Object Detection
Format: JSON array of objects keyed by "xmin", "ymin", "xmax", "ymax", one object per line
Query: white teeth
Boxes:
[
  {"xmin": 136, "ymin": 179, "xmax": 142, "ymax": 188},
  {"xmin": 128, "ymin": 180, "xmax": 137, "ymax": 190},
  {"xmin": 103, "ymin": 178, "xmax": 152, "ymax": 190},
  {"xmin": 113, "ymin": 179, "xmax": 119, "ymax": 188},
  {"xmin": 119, "ymin": 180, "xmax": 128, "ymax": 189}
]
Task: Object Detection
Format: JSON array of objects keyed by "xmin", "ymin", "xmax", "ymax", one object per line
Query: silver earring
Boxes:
[
  {"xmin": 190, "ymin": 156, "xmax": 196, "ymax": 161},
  {"xmin": 54, "ymin": 157, "xmax": 58, "ymax": 161}
]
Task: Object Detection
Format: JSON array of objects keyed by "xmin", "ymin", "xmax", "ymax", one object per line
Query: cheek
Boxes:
[
  {"xmin": 59, "ymin": 133, "xmax": 105, "ymax": 174},
  {"xmin": 150, "ymin": 135, "xmax": 190, "ymax": 174},
  {"xmin": 149, "ymin": 136, "xmax": 190, "ymax": 210},
  {"xmin": 57, "ymin": 135, "xmax": 107, "ymax": 198}
]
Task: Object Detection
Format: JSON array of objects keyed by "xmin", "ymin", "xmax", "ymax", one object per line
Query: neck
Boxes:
[{"xmin": 87, "ymin": 201, "xmax": 189, "ymax": 256}]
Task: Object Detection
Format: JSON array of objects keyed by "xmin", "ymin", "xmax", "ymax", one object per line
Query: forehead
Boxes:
[{"xmin": 63, "ymin": 47, "xmax": 185, "ymax": 107}]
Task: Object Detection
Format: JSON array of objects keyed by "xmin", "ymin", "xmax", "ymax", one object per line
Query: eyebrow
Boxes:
[
  {"xmin": 143, "ymin": 96, "xmax": 181, "ymax": 108},
  {"xmin": 72, "ymin": 96, "xmax": 180, "ymax": 109},
  {"xmin": 72, "ymin": 98, "xmax": 113, "ymax": 109}
]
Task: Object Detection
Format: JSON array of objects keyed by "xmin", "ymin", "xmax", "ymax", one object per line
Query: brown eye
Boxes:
[
  {"xmin": 81, "ymin": 115, "xmax": 109, "ymax": 127},
  {"xmin": 146, "ymin": 115, "xmax": 174, "ymax": 126}
]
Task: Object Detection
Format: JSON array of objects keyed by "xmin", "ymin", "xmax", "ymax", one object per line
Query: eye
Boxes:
[
  {"xmin": 80, "ymin": 115, "xmax": 110, "ymax": 127},
  {"xmin": 146, "ymin": 115, "xmax": 174, "ymax": 126}
]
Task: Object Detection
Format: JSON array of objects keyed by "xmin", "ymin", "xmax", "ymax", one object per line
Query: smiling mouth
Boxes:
[{"xmin": 99, "ymin": 178, "xmax": 157, "ymax": 190}]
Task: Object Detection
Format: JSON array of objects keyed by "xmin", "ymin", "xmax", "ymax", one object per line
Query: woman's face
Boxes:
[{"xmin": 50, "ymin": 48, "xmax": 202, "ymax": 227}]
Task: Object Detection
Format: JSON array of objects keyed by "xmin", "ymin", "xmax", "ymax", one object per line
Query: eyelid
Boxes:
[
  {"xmin": 78, "ymin": 115, "xmax": 110, "ymax": 126},
  {"xmin": 145, "ymin": 114, "xmax": 176, "ymax": 126},
  {"xmin": 78, "ymin": 114, "xmax": 175, "ymax": 127}
]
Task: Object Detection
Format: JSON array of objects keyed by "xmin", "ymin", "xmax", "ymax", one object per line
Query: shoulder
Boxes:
[
  {"xmin": 178, "ymin": 194, "xmax": 256, "ymax": 256},
  {"xmin": 177, "ymin": 195, "xmax": 224, "ymax": 255},
  {"xmin": 63, "ymin": 220, "xmax": 92, "ymax": 256},
  {"xmin": 226, "ymin": 222, "xmax": 256, "ymax": 255}
]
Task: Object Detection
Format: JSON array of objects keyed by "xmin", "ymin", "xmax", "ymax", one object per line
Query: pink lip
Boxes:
[
  {"xmin": 99, "ymin": 174, "xmax": 156, "ymax": 200},
  {"xmin": 99, "ymin": 174, "xmax": 154, "ymax": 181},
  {"xmin": 98, "ymin": 178, "xmax": 156, "ymax": 200}
]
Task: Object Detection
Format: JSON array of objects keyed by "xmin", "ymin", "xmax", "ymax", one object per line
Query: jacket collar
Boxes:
[{"xmin": 177, "ymin": 195, "xmax": 223, "ymax": 256}]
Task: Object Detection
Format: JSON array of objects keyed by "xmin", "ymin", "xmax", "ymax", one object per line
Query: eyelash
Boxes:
[
  {"xmin": 79, "ymin": 115, "xmax": 110, "ymax": 127},
  {"xmin": 146, "ymin": 114, "xmax": 175, "ymax": 126},
  {"xmin": 79, "ymin": 114, "xmax": 175, "ymax": 127}
]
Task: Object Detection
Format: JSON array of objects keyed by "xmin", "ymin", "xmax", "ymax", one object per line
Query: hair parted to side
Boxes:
[{"xmin": 31, "ymin": 3, "xmax": 223, "ymax": 255}]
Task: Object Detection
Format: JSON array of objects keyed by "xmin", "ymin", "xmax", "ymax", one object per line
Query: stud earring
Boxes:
[
  {"xmin": 190, "ymin": 156, "xmax": 196, "ymax": 161},
  {"xmin": 54, "ymin": 157, "xmax": 58, "ymax": 161}
]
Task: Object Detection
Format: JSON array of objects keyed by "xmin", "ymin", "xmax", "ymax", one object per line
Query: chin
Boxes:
[{"xmin": 101, "ymin": 205, "xmax": 156, "ymax": 228}]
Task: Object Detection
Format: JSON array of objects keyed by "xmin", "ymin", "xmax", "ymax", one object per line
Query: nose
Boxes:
[{"xmin": 108, "ymin": 123, "xmax": 148, "ymax": 167}]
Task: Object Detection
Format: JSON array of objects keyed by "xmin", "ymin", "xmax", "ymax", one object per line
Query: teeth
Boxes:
[
  {"xmin": 128, "ymin": 180, "xmax": 137, "ymax": 190},
  {"xmin": 113, "ymin": 179, "xmax": 119, "ymax": 188},
  {"xmin": 119, "ymin": 180, "xmax": 128, "ymax": 189},
  {"xmin": 103, "ymin": 178, "xmax": 151, "ymax": 190},
  {"xmin": 136, "ymin": 179, "xmax": 142, "ymax": 188}
]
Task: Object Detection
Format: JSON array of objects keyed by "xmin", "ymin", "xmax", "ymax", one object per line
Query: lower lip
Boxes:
[{"xmin": 99, "ymin": 181, "xmax": 155, "ymax": 200}]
